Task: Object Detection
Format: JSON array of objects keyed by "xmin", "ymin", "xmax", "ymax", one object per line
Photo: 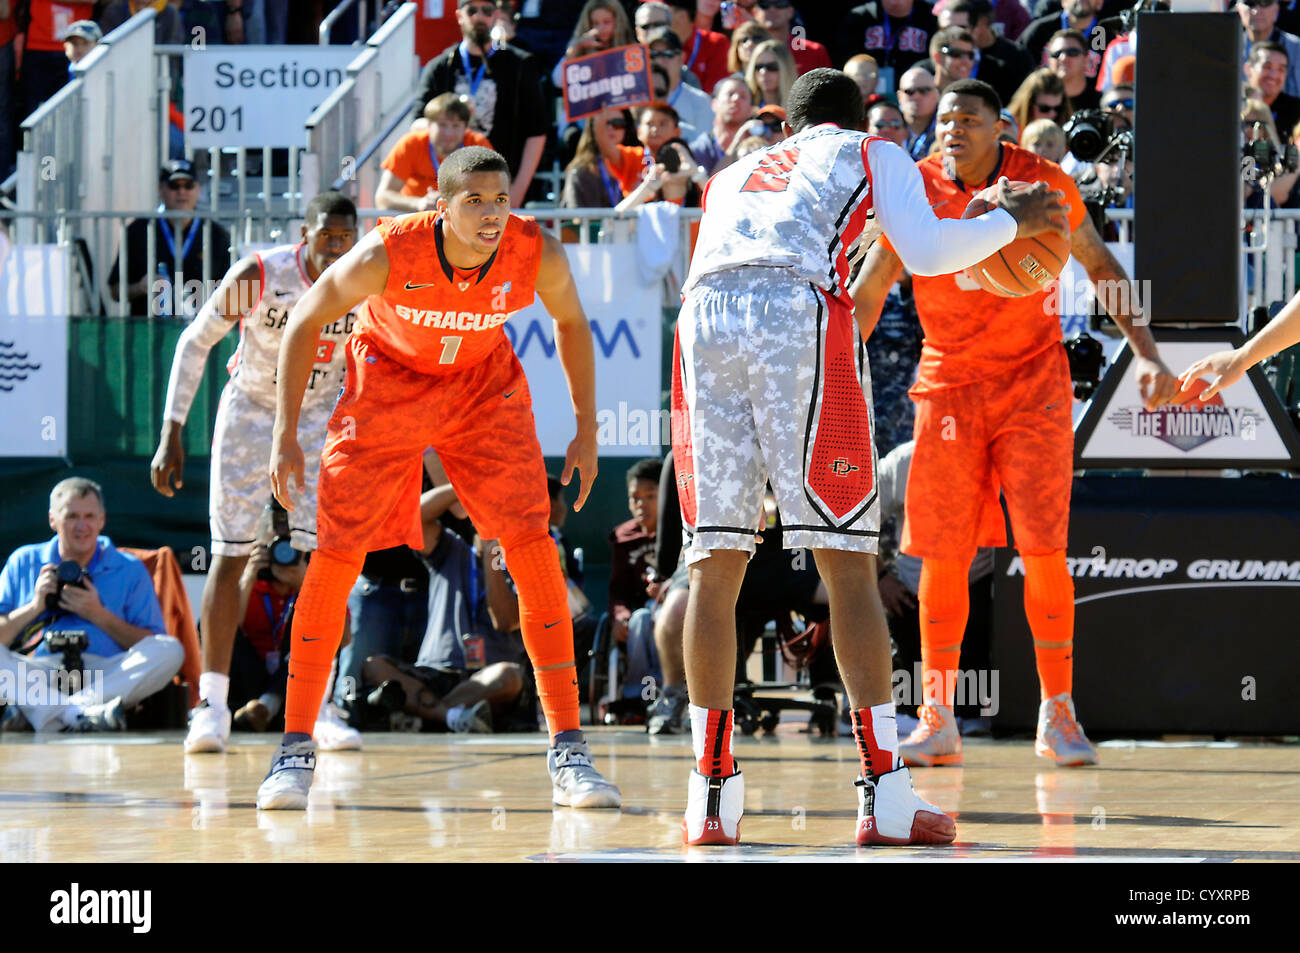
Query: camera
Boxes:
[
  {"xmin": 1242, "ymin": 130, "xmax": 1300, "ymax": 183},
  {"xmin": 44, "ymin": 629, "xmax": 89, "ymax": 673},
  {"xmin": 258, "ymin": 502, "xmax": 304, "ymax": 580},
  {"xmin": 656, "ymin": 142, "xmax": 682, "ymax": 174},
  {"xmin": 1063, "ymin": 109, "xmax": 1133, "ymax": 165},
  {"xmin": 1064, "ymin": 332, "xmax": 1105, "ymax": 402},
  {"xmin": 45, "ymin": 559, "xmax": 87, "ymax": 613}
]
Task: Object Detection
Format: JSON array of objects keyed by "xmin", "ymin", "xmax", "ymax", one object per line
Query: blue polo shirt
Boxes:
[{"xmin": 0, "ymin": 536, "xmax": 166, "ymax": 658}]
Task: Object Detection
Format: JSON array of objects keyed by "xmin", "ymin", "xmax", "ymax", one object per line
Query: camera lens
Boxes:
[{"xmin": 270, "ymin": 538, "xmax": 302, "ymax": 566}]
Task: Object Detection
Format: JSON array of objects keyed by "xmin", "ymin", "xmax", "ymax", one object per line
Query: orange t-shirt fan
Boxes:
[{"xmin": 961, "ymin": 181, "xmax": 1071, "ymax": 297}]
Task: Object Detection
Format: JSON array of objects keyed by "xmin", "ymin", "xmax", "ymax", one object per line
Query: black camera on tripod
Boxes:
[
  {"xmin": 1242, "ymin": 130, "xmax": 1300, "ymax": 184},
  {"xmin": 1063, "ymin": 109, "xmax": 1134, "ymax": 168},
  {"xmin": 1064, "ymin": 332, "xmax": 1106, "ymax": 402},
  {"xmin": 44, "ymin": 559, "xmax": 87, "ymax": 613},
  {"xmin": 44, "ymin": 629, "xmax": 90, "ymax": 673}
]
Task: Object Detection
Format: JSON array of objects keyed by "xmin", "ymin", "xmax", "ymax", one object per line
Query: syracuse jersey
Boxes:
[
  {"xmin": 226, "ymin": 243, "xmax": 355, "ymax": 410},
  {"xmin": 684, "ymin": 125, "xmax": 886, "ymax": 305},
  {"xmin": 886, "ymin": 143, "xmax": 1087, "ymax": 395},
  {"xmin": 355, "ymin": 212, "xmax": 544, "ymax": 375}
]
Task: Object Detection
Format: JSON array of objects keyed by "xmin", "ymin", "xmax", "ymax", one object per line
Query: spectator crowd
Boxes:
[{"xmin": 2, "ymin": 0, "xmax": 1292, "ymax": 740}]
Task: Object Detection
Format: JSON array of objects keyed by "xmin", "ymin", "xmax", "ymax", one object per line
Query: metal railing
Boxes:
[
  {"xmin": 0, "ymin": 208, "xmax": 281, "ymax": 317},
  {"xmin": 4, "ymin": 203, "xmax": 1297, "ymax": 325},
  {"xmin": 319, "ymin": 0, "xmax": 369, "ymax": 45},
  {"xmin": 305, "ymin": 4, "xmax": 420, "ymax": 212}
]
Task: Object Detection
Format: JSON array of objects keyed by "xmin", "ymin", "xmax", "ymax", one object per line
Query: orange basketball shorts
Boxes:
[
  {"xmin": 902, "ymin": 345, "xmax": 1073, "ymax": 561},
  {"xmin": 316, "ymin": 332, "xmax": 551, "ymax": 553}
]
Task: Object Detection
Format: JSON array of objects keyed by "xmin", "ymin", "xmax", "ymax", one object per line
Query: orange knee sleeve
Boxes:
[
  {"xmin": 284, "ymin": 549, "xmax": 364, "ymax": 736},
  {"xmin": 502, "ymin": 532, "xmax": 579, "ymax": 738},
  {"xmin": 918, "ymin": 558, "xmax": 970, "ymax": 708},
  {"xmin": 1021, "ymin": 550, "xmax": 1074, "ymax": 700}
]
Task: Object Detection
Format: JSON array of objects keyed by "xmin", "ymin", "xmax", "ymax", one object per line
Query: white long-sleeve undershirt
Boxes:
[{"xmin": 866, "ymin": 137, "xmax": 1017, "ymax": 277}]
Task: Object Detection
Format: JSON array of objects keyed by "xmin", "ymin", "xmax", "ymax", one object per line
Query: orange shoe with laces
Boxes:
[
  {"xmin": 1035, "ymin": 693, "xmax": 1098, "ymax": 766},
  {"xmin": 898, "ymin": 704, "xmax": 963, "ymax": 767}
]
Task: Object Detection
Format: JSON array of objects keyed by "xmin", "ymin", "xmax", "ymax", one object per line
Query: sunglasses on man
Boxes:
[
  {"xmin": 941, "ymin": 46, "xmax": 975, "ymax": 61},
  {"xmin": 462, "ymin": 3, "xmax": 497, "ymax": 17},
  {"xmin": 1048, "ymin": 47, "xmax": 1084, "ymax": 59}
]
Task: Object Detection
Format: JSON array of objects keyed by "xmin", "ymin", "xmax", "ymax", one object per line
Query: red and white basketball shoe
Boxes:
[
  {"xmin": 855, "ymin": 765, "xmax": 957, "ymax": 846},
  {"xmin": 682, "ymin": 768, "xmax": 744, "ymax": 845}
]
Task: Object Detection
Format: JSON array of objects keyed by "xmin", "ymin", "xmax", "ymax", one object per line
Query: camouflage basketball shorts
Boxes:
[
  {"xmin": 209, "ymin": 383, "xmax": 333, "ymax": 557},
  {"xmin": 671, "ymin": 267, "xmax": 881, "ymax": 565}
]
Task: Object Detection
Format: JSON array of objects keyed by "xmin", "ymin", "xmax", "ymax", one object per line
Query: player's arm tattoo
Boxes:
[{"xmin": 1071, "ymin": 216, "xmax": 1159, "ymax": 359}]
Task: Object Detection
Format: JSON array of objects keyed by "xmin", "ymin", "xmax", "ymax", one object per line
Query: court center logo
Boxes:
[{"xmin": 1107, "ymin": 380, "xmax": 1257, "ymax": 452}]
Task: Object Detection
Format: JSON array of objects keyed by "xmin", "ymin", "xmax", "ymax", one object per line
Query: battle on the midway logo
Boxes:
[{"xmin": 1107, "ymin": 379, "xmax": 1257, "ymax": 452}]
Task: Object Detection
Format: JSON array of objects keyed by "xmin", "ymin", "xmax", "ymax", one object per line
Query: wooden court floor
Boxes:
[{"xmin": 0, "ymin": 729, "xmax": 1297, "ymax": 862}]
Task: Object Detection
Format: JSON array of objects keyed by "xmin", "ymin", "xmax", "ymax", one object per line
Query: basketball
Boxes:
[{"xmin": 961, "ymin": 181, "xmax": 1071, "ymax": 297}]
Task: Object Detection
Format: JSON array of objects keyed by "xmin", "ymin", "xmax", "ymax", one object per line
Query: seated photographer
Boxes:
[
  {"xmin": 359, "ymin": 484, "xmax": 528, "ymax": 734},
  {"xmin": 226, "ymin": 515, "xmax": 361, "ymax": 749},
  {"xmin": 0, "ymin": 478, "xmax": 183, "ymax": 732}
]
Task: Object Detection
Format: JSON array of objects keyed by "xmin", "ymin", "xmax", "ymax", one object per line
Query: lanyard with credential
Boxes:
[
  {"xmin": 459, "ymin": 41, "xmax": 491, "ymax": 96},
  {"xmin": 1061, "ymin": 11, "xmax": 1097, "ymax": 38},
  {"xmin": 261, "ymin": 592, "xmax": 294, "ymax": 640},
  {"xmin": 684, "ymin": 29, "xmax": 702, "ymax": 73},
  {"xmin": 881, "ymin": 12, "xmax": 913, "ymax": 68},
  {"xmin": 157, "ymin": 211, "xmax": 198, "ymax": 275},
  {"xmin": 467, "ymin": 547, "xmax": 481, "ymax": 620},
  {"xmin": 427, "ymin": 135, "xmax": 441, "ymax": 177},
  {"xmin": 598, "ymin": 160, "xmax": 622, "ymax": 206}
]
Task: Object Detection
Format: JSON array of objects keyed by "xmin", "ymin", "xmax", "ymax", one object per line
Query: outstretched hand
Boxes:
[{"xmin": 1177, "ymin": 349, "xmax": 1247, "ymax": 402}]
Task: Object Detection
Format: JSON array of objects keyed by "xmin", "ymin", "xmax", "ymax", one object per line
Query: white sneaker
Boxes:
[
  {"xmin": 314, "ymin": 703, "xmax": 362, "ymax": 751},
  {"xmin": 256, "ymin": 740, "xmax": 317, "ymax": 810},
  {"xmin": 855, "ymin": 765, "xmax": 957, "ymax": 846},
  {"xmin": 184, "ymin": 700, "xmax": 231, "ymax": 754},
  {"xmin": 548, "ymin": 740, "xmax": 621, "ymax": 809},
  {"xmin": 682, "ymin": 768, "xmax": 744, "ymax": 845},
  {"xmin": 448, "ymin": 699, "xmax": 493, "ymax": 734}
]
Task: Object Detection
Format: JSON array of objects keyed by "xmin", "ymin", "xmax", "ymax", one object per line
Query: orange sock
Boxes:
[
  {"xmin": 502, "ymin": 532, "xmax": 579, "ymax": 739},
  {"xmin": 284, "ymin": 548, "xmax": 364, "ymax": 736},
  {"xmin": 918, "ymin": 558, "xmax": 970, "ymax": 708},
  {"xmin": 1022, "ymin": 550, "xmax": 1074, "ymax": 700}
]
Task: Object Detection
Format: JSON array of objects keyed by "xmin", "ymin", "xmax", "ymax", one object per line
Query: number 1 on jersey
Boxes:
[{"xmin": 439, "ymin": 335, "xmax": 462, "ymax": 365}]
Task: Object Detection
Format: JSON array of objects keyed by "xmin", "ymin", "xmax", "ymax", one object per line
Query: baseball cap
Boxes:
[
  {"xmin": 65, "ymin": 20, "xmax": 102, "ymax": 44},
  {"xmin": 644, "ymin": 27, "xmax": 684, "ymax": 53},
  {"xmin": 756, "ymin": 105, "xmax": 787, "ymax": 123},
  {"xmin": 160, "ymin": 159, "xmax": 198, "ymax": 185}
]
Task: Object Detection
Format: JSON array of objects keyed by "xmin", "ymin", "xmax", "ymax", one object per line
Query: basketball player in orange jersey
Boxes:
[
  {"xmin": 256, "ymin": 147, "xmax": 621, "ymax": 810},
  {"xmin": 855, "ymin": 80, "xmax": 1180, "ymax": 768}
]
